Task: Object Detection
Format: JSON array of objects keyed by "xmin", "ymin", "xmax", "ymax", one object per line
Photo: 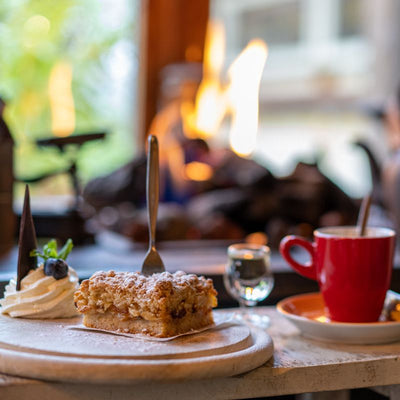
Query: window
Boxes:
[
  {"xmin": 211, "ymin": 0, "xmax": 380, "ymax": 198},
  {"xmin": 0, "ymin": 1, "xmax": 139, "ymax": 201},
  {"xmin": 240, "ymin": 2, "xmax": 301, "ymax": 47},
  {"xmin": 339, "ymin": 0, "xmax": 363, "ymax": 38}
]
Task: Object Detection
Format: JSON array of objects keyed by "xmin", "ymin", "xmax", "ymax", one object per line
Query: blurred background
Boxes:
[{"xmin": 1, "ymin": 0, "xmax": 400, "ymax": 258}]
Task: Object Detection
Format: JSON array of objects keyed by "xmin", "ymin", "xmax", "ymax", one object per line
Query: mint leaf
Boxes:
[
  {"xmin": 43, "ymin": 239, "xmax": 58, "ymax": 259},
  {"xmin": 30, "ymin": 238, "xmax": 74, "ymax": 262},
  {"xmin": 58, "ymin": 239, "xmax": 73, "ymax": 261},
  {"xmin": 30, "ymin": 249, "xmax": 44, "ymax": 258}
]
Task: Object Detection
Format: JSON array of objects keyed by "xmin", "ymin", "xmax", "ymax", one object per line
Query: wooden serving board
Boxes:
[{"xmin": 0, "ymin": 311, "xmax": 273, "ymax": 383}]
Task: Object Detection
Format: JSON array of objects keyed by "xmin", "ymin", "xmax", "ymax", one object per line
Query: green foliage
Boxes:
[
  {"xmin": 0, "ymin": 1, "xmax": 136, "ymax": 185},
  {"xmin": 30, "ymin": 238, "xmax": 74, "ymax": 261}
]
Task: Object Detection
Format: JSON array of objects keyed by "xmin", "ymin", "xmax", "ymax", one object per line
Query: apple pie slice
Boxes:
[{"xmin": 74, "ymin": 270, "xmax": 218, "ymax": 337}]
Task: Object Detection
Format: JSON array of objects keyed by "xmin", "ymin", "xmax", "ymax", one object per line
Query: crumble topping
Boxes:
[{"xmin": 74, "ymin": 270, "xmax": 218, "ymax": 322}]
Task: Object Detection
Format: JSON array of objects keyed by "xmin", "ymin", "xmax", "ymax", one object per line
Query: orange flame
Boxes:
[
  {"xmin": 181, "ymin": 21, "xmax": 226, "ymax": 139},
  {"xmin": 48, "ymin": 61, "xmax": 75, "ymax": 137},
  {"xmin": 227, "ymin": 40, "xmax": 268, "ymax": 157},
  {"xmin": 181, "ymin": 21, "xmax": 268, "ymax": 157},
  {"xmin": 184, "ymin": 161, "xmax": 213, "ymax": 181}
]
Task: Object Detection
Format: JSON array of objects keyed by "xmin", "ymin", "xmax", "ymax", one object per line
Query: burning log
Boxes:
[
  {"xmin": 82, "ymin": 139, "xmax": 358, "ymax": 248},
  {"xmin": 83, "ymin": 154, "xmax": 147, "ymax": 210}
]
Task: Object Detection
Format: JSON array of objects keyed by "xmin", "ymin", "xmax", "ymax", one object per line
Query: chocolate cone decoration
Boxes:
[{"xmin": 16, "ymin": 185, "xmax": 38, "ymax": 290}]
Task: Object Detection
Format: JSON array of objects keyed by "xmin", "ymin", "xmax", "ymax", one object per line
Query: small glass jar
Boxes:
[{"xmin": 224, "ymin": 243, "xmax": 274, "ymax": 307}]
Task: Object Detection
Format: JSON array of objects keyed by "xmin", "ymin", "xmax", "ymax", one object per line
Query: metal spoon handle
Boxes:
[
  {"xmin": 146, "ymin": 135, "xmax": 159, "ymax": 249},
  {"xmin": 357, "ymin": 192, "xmax": 372, "ymax": 236}
]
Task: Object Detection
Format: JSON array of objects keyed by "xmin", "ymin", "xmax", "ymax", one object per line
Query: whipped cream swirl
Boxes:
[{"xmin": 0, "ymin": 265, "xmax": 79, "ymax": 318}]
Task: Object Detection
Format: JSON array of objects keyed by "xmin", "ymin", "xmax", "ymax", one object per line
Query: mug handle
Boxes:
[{"xmin": 279, "ymin": 235, "xmax": 317, "ymax": 281}]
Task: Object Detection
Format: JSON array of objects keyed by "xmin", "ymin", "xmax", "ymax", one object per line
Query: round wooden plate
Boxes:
[{"xmin": 0, "ymin": 311, "xmax": 273, "ymax": 383}]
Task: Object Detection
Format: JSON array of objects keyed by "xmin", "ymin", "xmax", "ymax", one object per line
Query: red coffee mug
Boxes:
[{"xmin": 280, "ymin": 226, "xmax": 396, "ymax": 322}]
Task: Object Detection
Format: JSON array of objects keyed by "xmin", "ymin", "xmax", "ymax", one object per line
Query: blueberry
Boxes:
[
  {"xmin": 44, "ymin": 258, "xmax": 69, "ymax": 280},
  {"xmin": 44, "ymin": 258, "xmax": 57, "ymax": 276}
]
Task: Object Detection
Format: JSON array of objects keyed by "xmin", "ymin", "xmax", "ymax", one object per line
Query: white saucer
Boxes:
[{"xmin": 277, "ymin": 292, "xmax": 400, "ymax": 344}]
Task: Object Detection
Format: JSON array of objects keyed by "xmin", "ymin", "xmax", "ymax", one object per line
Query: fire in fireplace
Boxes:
[
  {"xmin": 83, "ymin": 20, "xmax": 359, "ymax": 248},
  {"xmin": 180, "ymin": 20, "xmax": 268, "ymax": 157}
]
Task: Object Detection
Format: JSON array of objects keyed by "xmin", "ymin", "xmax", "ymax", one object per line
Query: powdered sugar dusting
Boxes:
[
  {"xmin": 74, "ymin": 270, "xmax": 218, "ymax": 325},
  {"xmin": 0, "ymin": 312, "xmax": 246, "ymax": 358},
  {"xmin": 88, "ymin": 270, "xmax": 214, "ymax": 293}
]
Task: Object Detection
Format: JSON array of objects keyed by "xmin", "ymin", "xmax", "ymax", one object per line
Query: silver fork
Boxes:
[{"xmin": 141, "ymin": 134, "xmax": 166, "ymax": 276}]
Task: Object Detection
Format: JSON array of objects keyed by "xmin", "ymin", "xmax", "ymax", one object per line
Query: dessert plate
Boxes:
[
  {"xmin": 277, "ymin": 292, "xmax": 400, "ymax": 344},
  {"xmin": 0, "ymin": 310, "xmax": 273, "ymax": 383}
]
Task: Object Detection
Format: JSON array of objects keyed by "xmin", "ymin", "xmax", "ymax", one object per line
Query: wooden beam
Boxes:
[{"xmin": 138, "ymin": 0, "xmax": 209, "ymax": 147}]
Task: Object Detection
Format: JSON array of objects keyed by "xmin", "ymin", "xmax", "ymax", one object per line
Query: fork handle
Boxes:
[{"xmin": 146, "ymin": 135, "xmax": 159, "ymax": 249}]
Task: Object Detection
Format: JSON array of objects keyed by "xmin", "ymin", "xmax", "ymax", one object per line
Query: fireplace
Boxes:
[
  {"xmin": 82, "ymin": 18, "xmax": 359, "ymax": 249},
  {"xmin": 3, "ymin": 0, "xmax": 386, "ymax": 252}
]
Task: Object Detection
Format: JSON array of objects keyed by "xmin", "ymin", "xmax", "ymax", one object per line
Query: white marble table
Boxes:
[{"xmin": 0, "ymin": 307, "xmax": 399, "ymax": 399}]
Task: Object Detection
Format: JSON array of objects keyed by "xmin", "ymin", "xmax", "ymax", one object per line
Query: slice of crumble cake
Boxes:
[{"xmin": 74, "ymin": 270, "xmax": 218, "ymax": 337}]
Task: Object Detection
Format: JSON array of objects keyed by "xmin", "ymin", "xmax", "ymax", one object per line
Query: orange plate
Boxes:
[
  {"xmin": 276, "ymin": 292, "xmax": 400, "ymax": 344},
  {"xmin": 278, "ymin": 292, "xmax": 329, "ymax": 322}
]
